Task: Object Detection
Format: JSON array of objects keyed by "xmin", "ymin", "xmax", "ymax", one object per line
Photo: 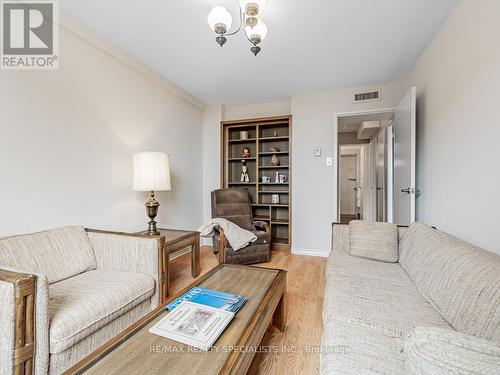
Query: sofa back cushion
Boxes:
[
  {"xmin": 400, "ymin": 222, "xmax": 500, "ymax": 342},
  {"xmin": 0, "ymin": 226, "xmax": 96, "ymax": 284},
  {"xmin": 349, "ymin": 220, "xmax": 399, "ymax": 262}
]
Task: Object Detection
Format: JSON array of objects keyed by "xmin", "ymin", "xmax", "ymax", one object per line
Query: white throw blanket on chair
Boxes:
[{"xmin": 197, "ymin": 218, "xmax": 257, "ymax": 251}]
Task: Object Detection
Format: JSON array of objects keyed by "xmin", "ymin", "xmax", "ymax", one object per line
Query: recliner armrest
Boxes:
[{"xmin": 253, "ymin": 221, "xmax": 270, "ymax": 234}]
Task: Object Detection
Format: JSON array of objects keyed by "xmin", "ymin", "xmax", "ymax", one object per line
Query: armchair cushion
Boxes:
[
  {"xmin": 0, "ymin": 226, "xmax": 96, "ymax": 284},
  {"xmin": 211, "ymin": 189, "xmax": 254, "ymax": 230},
  {"xmin": 49, "ymin": 270, "xmax": 154, "ymax": 354}
]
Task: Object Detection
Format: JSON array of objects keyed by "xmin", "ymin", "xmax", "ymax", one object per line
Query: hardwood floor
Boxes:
[{"xmin": 169, "ymin": 246, "xmax": 327, "ymax": 375}]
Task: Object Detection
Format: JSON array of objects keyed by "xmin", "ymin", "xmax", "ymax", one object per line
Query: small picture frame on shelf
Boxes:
[{"xmin": 271, "ymin": 194, "xmax": 280, "ymax": 204}]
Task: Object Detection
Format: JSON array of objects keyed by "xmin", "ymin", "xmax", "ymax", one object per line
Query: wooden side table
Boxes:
[{"xmin": 137, "ymin": 228, "xmax": 200, "ymax": 301}]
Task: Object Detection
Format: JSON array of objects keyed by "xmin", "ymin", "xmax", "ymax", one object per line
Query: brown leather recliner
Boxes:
[{"xmin": 211, "ymin": 188, "xmax": 271, "ymax": 264}]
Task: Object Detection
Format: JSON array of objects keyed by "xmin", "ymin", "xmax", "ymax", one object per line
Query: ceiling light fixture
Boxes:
[{"xmin": 207, "ymin": 1, "xmax": 268, "ymax": 56}]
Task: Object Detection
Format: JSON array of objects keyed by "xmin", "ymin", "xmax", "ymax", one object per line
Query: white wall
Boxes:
[
  {"xmin": 224, "ymin": 100, "xmax": 291, "ymax": 121},
  {"xmin": 291, "ymin": 82, "xmax": 405, "ymax": 255},
  {"xmin": 202, "ymin": 85, "xmax": 405, "ymax": 256},
  {"xmin": 0, "ymin": 25, "xmax": 204, "ymax": 235},
  {"xmin": 202, "ymin": 105, "xmax": 224, "ymax": 224},
  {"xmin": 406, "ymin": 0, "xmax": 500, "ymax": 254}
]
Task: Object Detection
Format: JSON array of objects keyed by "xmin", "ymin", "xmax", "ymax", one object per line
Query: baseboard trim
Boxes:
[{"xmin": 291, "ymin": 247, "xmax": 330, "ymax": 257}]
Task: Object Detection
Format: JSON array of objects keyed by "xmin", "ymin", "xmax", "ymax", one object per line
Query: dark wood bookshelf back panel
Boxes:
[
  {"xmin": 228, "ymin": 126, "xmax": 257, "ymax": 140},
  {"xmin": 229, "ymin": 143, "xmax": 257, "ymax": 159},
  {"xmin": 222, "ymin": 116, "xmax": 291, "ymax": 249},
  {"xmin": 259, "ymin": 140, "xmax": 289, "ymax": 153},
  {"xmin": 260, "ymin": 154, "xmax": 289, "ymax": 167},
  {"xmin": 259, "ymin": 124, "xmax": 289, "ymax": 138},
  {"xmin": 228, "ymin": 161, "xmax": 257, "ymax": 185}
]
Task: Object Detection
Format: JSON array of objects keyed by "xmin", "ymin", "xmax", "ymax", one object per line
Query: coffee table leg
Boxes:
[
  {"xmin": 273, "ymin": 292, "xmax": 286, "ymax": 332},
  {"xmin": 191, "ymin": 236, "xmax": 200, "ymax": 278}
]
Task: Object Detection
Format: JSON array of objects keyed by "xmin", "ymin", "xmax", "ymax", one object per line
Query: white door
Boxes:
[
  {"xmin": 393, "ymin": 87, "xmax": 417, "ymax": 225},
  {"xmin": 340, "ymin": 155, "xmax": 357, "ymax": 216}
]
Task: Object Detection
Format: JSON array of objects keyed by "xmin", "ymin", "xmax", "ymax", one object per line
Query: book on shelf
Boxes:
[
  {"xmin": 149, "ymin": 301, "xmax": 233, "ymax": 351},
  {"xmin": 166, "ymin": 287, "xmax": 247, "ymax": 314}
]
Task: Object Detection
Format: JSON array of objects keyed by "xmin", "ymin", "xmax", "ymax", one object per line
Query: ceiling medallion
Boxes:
[{"xmin": 207, "ymin": 1, "xmax": 268, "ymax": 56}]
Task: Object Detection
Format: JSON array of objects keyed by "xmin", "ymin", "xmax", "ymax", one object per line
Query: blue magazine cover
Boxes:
[{"xmin": 166, "ymin": 287, "xmax": 247, "ymax": 313}]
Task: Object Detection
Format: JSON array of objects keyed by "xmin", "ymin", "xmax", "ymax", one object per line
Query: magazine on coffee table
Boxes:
[
  {"xmin": 149, "ymin": 301, "xmax": 234, "ymax": 351},
  {"xmin": 166, "ymin": 287, "xmax": 247, "ymax": 313}
]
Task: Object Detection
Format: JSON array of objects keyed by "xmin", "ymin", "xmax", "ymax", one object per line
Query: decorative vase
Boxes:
[
  {"xmin": 271, "ymin": 154, "xmax": 280, "ymax": 166},
  {"xmin": 240, "ymin": 131, "xmax": 249, "ymax": 140}
]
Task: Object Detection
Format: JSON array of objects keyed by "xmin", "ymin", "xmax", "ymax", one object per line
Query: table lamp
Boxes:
[{"xmin": 133, "ymin": 151, "xmax": 171, "ymax": 235}]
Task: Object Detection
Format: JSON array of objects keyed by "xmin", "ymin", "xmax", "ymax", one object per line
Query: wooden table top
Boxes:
[
  {"xmin": 68, "ymin": 264, "xmax": 286, "ymax": 375},
  {"xmin": 136, "ymin": 228, "xmax": 199, "ymax": 245}
]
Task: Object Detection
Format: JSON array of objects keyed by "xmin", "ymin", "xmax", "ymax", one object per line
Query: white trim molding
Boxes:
[
  {"xmin": 59, "ymin": 14, "xmax": 206, "ymax": 111},
  {"xmin": 291, "ymin": 247, "xmax": 330, "ymax": 257}
]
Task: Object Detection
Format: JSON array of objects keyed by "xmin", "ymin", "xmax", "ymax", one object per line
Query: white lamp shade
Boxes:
[
  {"xmin": 207, "ymin": 6, "xmax": 232, "ymax": 31},
  {"xmin": 133, "ymin": 152, "xmax": 171, "ymax": 191},
  {"xmin": 245, "ymin": 19, "xmax": 268, "ymax": 42},
  {"xmin": 239, "ymin": 0, "xmax": 267, "ymax": 12}
]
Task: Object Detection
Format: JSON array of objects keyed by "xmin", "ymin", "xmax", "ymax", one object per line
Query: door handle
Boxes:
[{"xmin": 401, "ymin": 188, "xmax": 411, "ymax": 194}]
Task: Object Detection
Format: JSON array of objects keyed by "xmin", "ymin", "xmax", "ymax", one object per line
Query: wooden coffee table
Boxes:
[{"xmin": 65, "ymin": 264, "xmax": 286, "ymax": 375}]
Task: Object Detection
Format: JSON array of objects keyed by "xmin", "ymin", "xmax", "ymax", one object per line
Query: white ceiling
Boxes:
[
  {"xmin": 60, "ymin": 0, "xmax": 456, "ymax": 105},
  {"xmin": 338, "ymin": 111, "xmax": 394, "ymax": 133}
]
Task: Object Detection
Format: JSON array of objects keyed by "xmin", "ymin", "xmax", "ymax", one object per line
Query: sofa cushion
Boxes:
[
  {"xmin": 324, "ymin": 250, "xmax": 449, "ymax": 339},
  {"xmin": 404, "ymin": 326, "xmax": 500, "ymax": 375},
  {"xmin": 349, "ymin": 220, "xmax": 399, "ymax": 262},
  {"xmin": 0, "ymin": 226, "xmax": 96, "ymax": 284},
  {"xmin": 321, "ymin": 319, "xmax": 406, "ymax": 374},
  {"xmin": 400, "ymin": 222, "xmax": 500, "ymax": 342},
  {"xmin": 48, "ymin": 270, "xmax": 154, "ymax": 354}
]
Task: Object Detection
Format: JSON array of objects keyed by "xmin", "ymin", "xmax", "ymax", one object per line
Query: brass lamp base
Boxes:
[{"xmin": 145, "ymin": 190, "xmax": 160, "ymax": 235}]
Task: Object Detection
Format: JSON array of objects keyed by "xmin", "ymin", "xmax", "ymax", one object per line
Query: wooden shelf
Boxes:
[
  {"xmin": 271, "ymin": 220, "xmax": 289, "ymax": 225},
  {"xmin": 252, "ymin": 204, "xmax": 289, "ymax": 207},
  {"xmin": 259, "ymin": 191, "xmax": 289, "ymax": 194},
  {"xmin": 228, "ymin": 157, "xmax": 256, "ymax": 161},
  {"xmin": 228, "ymin": 138, "xmax": 257, "ymax": 143},
  {"xmin": 228, "ymin": 182, "xmax": 255, "ymax": 185},
  {"xmin": 259, "ymin": 151, "xmax": 289, "ymax": 155},
  {"xmin": 259, "ymin": 136, "xmax": 289, "ymax": 141},
  {"xmin": 272, "ymin": 237, "xmax": 289, "ymax": 244},
  {"xmin": 254, "ymin": 216, "xmax": 270, "ymax": 221},
  {"xmin": 259, "ymin": 165, "xmax": 289, "ymax": 169},
  {"xmin": 260, "ymin": 182, "xmax": 289, "ymax": 185}
]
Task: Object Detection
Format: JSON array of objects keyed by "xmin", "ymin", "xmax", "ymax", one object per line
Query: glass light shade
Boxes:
[
  {"xmin": 207, "ymin": 6, "xmax": 232, "ymax": 32},
  {"xmin": 133, "ymin": 152, "xmax": 171, "ymax": 191},
  {"xmin": 245, "ymin": 20, "xmax": 267, "ymax": 43},
  {"xmin": 239, "ymin": 0, "xmax": 266, "ymax": 14}
]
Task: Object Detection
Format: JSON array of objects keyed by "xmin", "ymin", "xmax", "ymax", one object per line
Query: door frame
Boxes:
[{"xmin": 334, "ymin": 108, "xmax": 396, "ymax": 223}]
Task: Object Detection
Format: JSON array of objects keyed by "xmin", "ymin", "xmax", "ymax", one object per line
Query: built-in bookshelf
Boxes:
[{"xmin": 220, "ymin": 116, "xmax": 292, "ymax": 251}]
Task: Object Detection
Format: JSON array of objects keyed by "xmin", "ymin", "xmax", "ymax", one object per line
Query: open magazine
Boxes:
[{"xmin": 149, "ymin": 301, "xmax": 234, "ymax": 351}]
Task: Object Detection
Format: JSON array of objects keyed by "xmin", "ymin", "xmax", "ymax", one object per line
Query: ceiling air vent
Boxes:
[{"xmin": 354, "ymin": 90, "xmax": 380, "ymax": 103}]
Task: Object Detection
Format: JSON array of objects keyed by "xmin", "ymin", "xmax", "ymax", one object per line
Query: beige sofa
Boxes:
[
  {"xmin": 321, "ymin": 221, "xmax": 500, "ymax": 374},
  {"xmin": 0, "ymin": 226, "xmax": 165, "ymax": 375}
]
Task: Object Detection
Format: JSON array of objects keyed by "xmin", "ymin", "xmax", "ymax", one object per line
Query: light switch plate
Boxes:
[
  {"xmin": 314, "ymin": 147, "xmax": 321, "ymax": 157},
  {"xmin": 326, "ymin": 157, "xmax": 333, "ymax": 166}
]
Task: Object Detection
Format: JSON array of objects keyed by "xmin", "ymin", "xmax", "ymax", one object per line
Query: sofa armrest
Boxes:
[
  {"xmin": 332, "ymin": 223, "xmax": 350, "ymax": 255},
  {"xmin": 86, "ymin": 229, "xmax": 166, "ymax": 308},
  {"xmin": 0, "ymin": 268, "xmax": 49, "ymax": 375},
  {"xmin": 253, "ymin": 221, "xmax": 270, "ymax": 234}
]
